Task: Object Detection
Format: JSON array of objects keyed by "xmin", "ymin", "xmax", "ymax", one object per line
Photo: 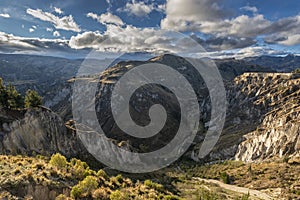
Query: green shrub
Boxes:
[
  {"xmin": 115, "ymin": 174, "xmax": 123, "ymax": 183},
  {"xmin": 292, "ymin": 68, "xmax": 300, "ymax": 74},
  {"xmin": 241, "ymin": 192, "xmax": 250, "ymax": 200},
  {"xmin": 92, "ymin": 187, "xmax": 110, "ymax": 200},
  {"xmin": 97, "ymin": 169, "xmax": 108, "ymax": 180},
  {"xmin": 109, "ymin": 190, "xmax": 129, "ymax": 200},
  {"xmin": 70, "ymin": 158, "xmax": 91, "ymax": 179},
  {"xmin": 144, "ymin": 179, "xmax": 164, "ymax": 192},
  {"xmin": 163, "ymin": 195, "xmax": 180, "ymax": 200},
  {"xmin": 55, "ymin": 194, "xmax": 71, "ymax": 200},
  {"xmin": 49, "ymin": 153, "xmax": 67, "ymax": 169},
  {"xmin": 71, "ymin": 176, "xmax": 98, "ymax": 199},
  {"xmin": 196, "ymin": 188, "xmax": 219, "ymax": 200},
  {"xmin": 24, "ymin": 89, "xmax": 42, "ymax": 108},
  {"xmin": 6, "ymin": 84, "xmax": 24, "ymax": 109},
  {"xmin": 220, "ymin": 172, "xmax": 230, "ymax": 184}
]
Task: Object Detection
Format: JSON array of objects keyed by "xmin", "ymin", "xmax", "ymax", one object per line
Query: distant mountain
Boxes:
[
  {"xmin": 0, "ymin": 54, "xmax": 82, "ymax": 95},
  {"xmin": 245, "ymin": 54, "xmax": 300, "ymax": 72}
]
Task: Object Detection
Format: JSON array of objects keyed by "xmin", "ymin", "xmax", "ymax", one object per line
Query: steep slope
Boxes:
[
  {"xmin": 199, "ymin": 73, "xmax": 300, "ymax": 162},
  {"xmin": 0, "ymin": 107, "xmax": 96, "ymax": 164},
  {"xmin": 234, "ymin": 73, "xmax": 300, "ymax": 161}
]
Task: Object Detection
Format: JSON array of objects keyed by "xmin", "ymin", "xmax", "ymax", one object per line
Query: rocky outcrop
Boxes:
[
  {"xmin": 0, "ymin": 107, "xmax": 97, "ymax": 165},
  {"xmin": 234, "ymin": 73, "xmax": 300, "ymax": 161}
]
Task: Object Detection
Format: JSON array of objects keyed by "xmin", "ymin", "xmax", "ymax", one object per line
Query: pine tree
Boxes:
[
  {"xmin": 24, "ymin": 89, "xmax": 42, "ymax": 108},
  {"xmin": 6, "ymin": 84, "xmax": 24, "ymax": 109},
  {"xmin": 0, "ymin": 78, "xmax": 7, "ymax": 108}
]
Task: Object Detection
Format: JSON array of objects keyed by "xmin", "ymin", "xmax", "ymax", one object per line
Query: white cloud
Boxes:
[
  {"xmin": 240, "ymin": 6, "xmax": 258, "ymax": 13},
  {"xmin": 119, "ymin": 1, "xmax": 166, "ymax": 17},
  {"xmin": 46, "ymin": 27, "xmax": 53, "ymax": 32},
  {"xmin": 0, "ymin": 13, "xmax": 10, "ymax": 18},
  {"xmin": 69, "ymin": 31, "xmax": 106, "ymax": 49},
  {"xmin": 87, "ymin": 12, "xmax": 124, "ymax": 26},
  {"xmin": 160, "ymin": 0, "xmax": 300, "ymax": 46},
  {"xmin": 26, "ymin": 8, "xmax": 81, "ymax": 32},
  {"xmin": 0, "ymin": 31, "xmax": 88, "ymax": 58},
  {"xmin": 264, "ymin": 15, "xmax": 300, "ymax": 46},
  {"xmin": 53, "ymin": 31, "xmax": 60, "ymax": 37},
  {"xmin": 123, "ymin": 1, "xmax": 154, "ymax": 17},
  {"xmin": 69, "ymin": 25, "xmax": 203, "ymax": 54},
  {"xmin": 157, "ymin": 4, "xmax": 166, "ymax": 12},
  {"xmin": 161, "ymin": 0, "xmax": 268, "ymax": 37},
  {"xmin": 54, "ymin": 7, "xmax": 63, "ymax": 15}
]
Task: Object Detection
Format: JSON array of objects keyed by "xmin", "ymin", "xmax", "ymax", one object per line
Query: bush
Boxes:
[
  {"xmin": 241, "ymin": 192, "xmax": 250, "ymax": 200},
  {"xmin": 55, "ymin": 194, "xmax": 72, "ymax": 200},
  {"xmin": 24, "ymin": 89, "xmax": 42, "ymax": 108},
  {"xmin": 70, "ymin": 158, "xmax": 91, "ymax": 179},
  {"xmin": 163, "ymin": 195, "xmax": 180, "ymax": 200},
  {"xmin": 92, "ymin": 188, "xmax": 110, "ymax": 200},
  {"xmin": 6, "ymin": 84, "xmax": 24, "ymax": 109},
  {"xmin": 97, "ymin": 169, "xmax": 108, "ymax": 180},
  {"xmin": 71, "ymin": 176, "xmax": 98, "ymax": 199},
  {"xmin": 109, "ymin": 190, "xmax": 129, "ymax": 200},
  {"xmin": 196, "ymin": 188, "xmax": 219, "ymax": 200},
  {"xmin": 144, "ymin": 179, "xmax": 164, "ymax": 192},
  {"xmin": 49, "ymin": 153, "xmax": 67, "ymax": 169},
  {"xmin": 220, "ymin": 172, "xmax": 230, "ymax": 184},
  {"xmin": 292, "ymin": 68, "xmax": 300, "ymax": 74}
]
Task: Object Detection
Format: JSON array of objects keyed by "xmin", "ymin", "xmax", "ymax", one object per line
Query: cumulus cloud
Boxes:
[
  {"xmin": 161, "ymin": 0, "xmax": 230, "ymax": 28},
  {"xmin": 26, "ymin": 8, "xmax": 81, "ymax": 32},
  {"xmin": 263, "ymin": 15, "xmax": 300, "ymax": 46},
  {"xmin": 118, "ymin": 1, "xmax": 166, "ymax": 17},
  {"xmin": 69, "ymin": 25, "xmax": 203, "ymax": 54},
  {"xmin": 53, "ymin": 31, "xmax": 60, "ymax": 37},
  {"xmin": 29, "ymin": 25, "xmax": 37, "ymax": 33},
  {"xmin": 0, "ymin": 13, "xmax": 10, "ymax": 18},
  {"xmin": 46, "ymin": 27, "xmax": 53, "ymax": 32},
  {"xmin": 161, "ymin": 0, "xmax": 300, "ymax": 46},
  {"xmin": 69, "ymin": 31, "xmax": 107, "ymax": 49},
  {"xmin": 87, "ymin": 12, "xmax": 124, "ymax": 26},
  {"xmin": 191, "ymin": 34, "xmax": 256, "ymax": 51},
  {"xmin": 54, "ymin": 7, "xmax": 63, "ymax": 15},
  {"xmin": 161, "ymin": 0, "xmax": 269, "ymax": 38},
  {"xmin": 0, "ymin": 31, "xmax": 90, "ymax": 58},
  {"xmin": 240, "ymin": 6, "xmax": 258, "ymax": 13},
  {"xmin": 122, "ymin": 1, "xmax": 154, "ymax": 17}
]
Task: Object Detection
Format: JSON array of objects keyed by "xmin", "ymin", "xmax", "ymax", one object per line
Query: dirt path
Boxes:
[{"xmin": 193, "ymin": 177, "xmax": 274, "ymax": 200}]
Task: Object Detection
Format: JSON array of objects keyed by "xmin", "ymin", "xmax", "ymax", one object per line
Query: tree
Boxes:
[
  {"xmin": 292, "ymin": 68, "xmax": 300, "ymax": 74},
  {"xmin": 0, "ymin": 78, "xmax": 7, "ymax": 108},
  {"xmin": 6, "ymin": 84, "xmax": 24, "ymax": 109},
  {"xmin": 24, "ymin": 89, "xmax": 42, "ymax": 108}
]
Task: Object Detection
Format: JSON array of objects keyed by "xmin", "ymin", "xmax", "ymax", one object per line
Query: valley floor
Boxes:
[{"xmin": 0, "ymin": 154, "xmax": 299, "ymax": 200}]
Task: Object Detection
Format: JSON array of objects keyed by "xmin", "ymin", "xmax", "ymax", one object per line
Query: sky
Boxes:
[{"xmin": 0, "ymin": 0, "xmax": 300, "ymax": 59}]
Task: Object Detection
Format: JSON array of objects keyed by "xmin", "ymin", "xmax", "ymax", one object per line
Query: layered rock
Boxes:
[
  {"xmin": 0, "ymin": 107, "xmax": 97, "ymax": 165},
  {"xmin": 234, "ymin": 73, "xmax": 300, "ymax": 161}
]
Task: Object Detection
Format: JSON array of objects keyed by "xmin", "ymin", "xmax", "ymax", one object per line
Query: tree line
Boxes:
[{"xmin": 0, "ymin": 77, "xmax": 42, "ymax": 110}]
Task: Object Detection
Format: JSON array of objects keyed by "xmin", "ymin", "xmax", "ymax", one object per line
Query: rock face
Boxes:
[
  {"xmin": 234, "ymin": 73, "xmax": 300, "ymax": 161},
  {"xmin": 0, "ymin": 107, "xmax": 97, "ymax": 165}
]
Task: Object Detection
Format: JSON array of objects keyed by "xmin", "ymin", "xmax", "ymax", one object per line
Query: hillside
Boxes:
[{"xmin": 0, "ymin": 54, "xmax": 300, "ymax": 199}]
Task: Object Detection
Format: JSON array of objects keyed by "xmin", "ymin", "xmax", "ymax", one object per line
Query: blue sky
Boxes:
[{"xmin": 0, "ymin": 0, "xmax": 299, "ymax": 58}]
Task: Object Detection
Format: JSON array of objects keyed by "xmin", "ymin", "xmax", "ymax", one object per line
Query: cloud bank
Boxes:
[{"xmin": 26, "ymin": 8, "xmax": 81, "ymax": 32}]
